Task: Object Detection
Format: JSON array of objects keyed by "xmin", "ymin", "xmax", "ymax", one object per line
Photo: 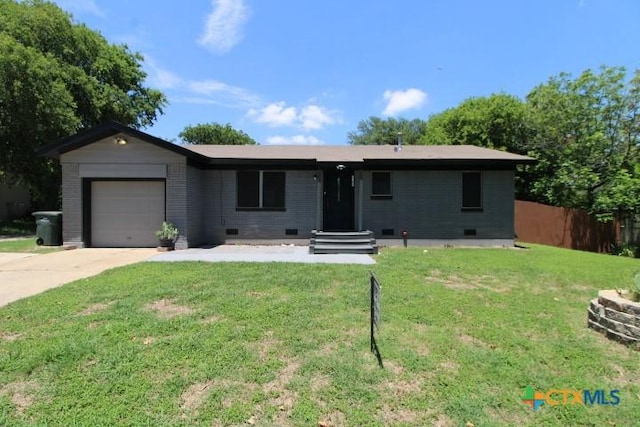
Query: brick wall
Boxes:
[
  {"xmin": 167, "ymin": 163, "xmax": 189, "ymax": 249},
  {"xmin": 61, "ymin": 163, "xmax": 82, "ymax": 246},
  {"xmin": 362, "ymin": 170, "xmax": 515, "ymax": 240},
  {"xmin": 202, "ymin": 169, "xmax": 317, "ymax": 243}
]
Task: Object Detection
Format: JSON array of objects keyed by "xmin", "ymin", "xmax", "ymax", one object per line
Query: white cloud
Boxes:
[
  {"xmin": 248, "ymin": 102, "xmax": 340, "ymax": 130},
  {"xmin": 145, "ymin": 57, "xmax": 183, "ymax": 90},
  {"xmin": 300, "ymin": 105, "xmax": 338, "ymax": 130},
  {"xmin": 187, "ymin": 79, "xmax": 261, "ymax": 108},
  {"xmin": 199, "ymin": 0, "xmax": 249, "ymax": 54},
  {"xmin": 265, "ymin": 135, "xmax": 324, "ymax": 145},
  {"xmin": 54, "ymin": 0, "xmax": 105, "ymax": 17},
  {"xmin": 382, "ymin": 88, "xmax": 428, "ymax": 116},
  {"xmin": 248, "ymin": 102, "xmax": 298, "ymax": 127},
  {"xmin": 142, "ymin": 56, "xmax": 262, "ymax": 108}
]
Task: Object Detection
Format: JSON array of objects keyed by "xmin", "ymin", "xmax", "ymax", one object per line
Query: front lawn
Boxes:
[
  {"xmin": 0, "ymin": 238, "xmax": 59, "ymax": 254},
  {"xmin": 0, "ymin": 245, "xmax": 638, "ymax": 426}
]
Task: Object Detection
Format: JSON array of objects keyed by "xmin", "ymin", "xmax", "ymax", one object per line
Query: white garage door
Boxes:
[{"xmin": 91, "ymin": 181, "xmax": 165, "ymax": 247}]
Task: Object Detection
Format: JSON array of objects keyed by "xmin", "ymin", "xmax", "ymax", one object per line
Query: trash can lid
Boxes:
[{"xmin": 32, "ymin": 211, "xmax": 63, "ymax": 216}]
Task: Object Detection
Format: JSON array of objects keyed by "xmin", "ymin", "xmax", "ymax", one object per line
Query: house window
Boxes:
[
  {"xmin": 237, "ymin": 171, "xmax": 286, "ymax": 210},
  {"xmin": 462, "ymin": 172, "xmax": 482, "ymax": 210},
  {"xmin": 371, "ymin": 172, "xmax": 392, "ymax": 199}
]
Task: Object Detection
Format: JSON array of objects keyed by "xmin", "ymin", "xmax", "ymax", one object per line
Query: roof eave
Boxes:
[
  {"xmin": 362, "ymin": 158, "xmax": 536, "ymax": 169},
  {"xmin": 36, "ymin": 121, "xmax": 210, "ymax": 164}
]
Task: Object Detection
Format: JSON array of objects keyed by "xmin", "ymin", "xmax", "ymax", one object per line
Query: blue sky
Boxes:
[{"xmin": 52, "ymin": 0, "xmax": 639, "ymax": 145}]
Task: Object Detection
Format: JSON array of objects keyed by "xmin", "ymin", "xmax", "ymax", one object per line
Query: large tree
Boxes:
[
  {"xmin": 526, "ymin": 66, "xmax": 640, "ymax": 220},
  {"xmin": 179, "ymin": 123, "xmax": 257, "ymax": 145},
  {"xmin": 421, "ymin": 93, "xmax": 530, "ymax": 153},
  {"xmin": 421, "ymin": 93, "xmax": 534, "ymax": 199},
  {"xmin": 347, "ymin": 117, "xmax": 428, "ymax": 145},
  {"xmin": 0, "ymin": 0, "xmax": 166, "ymax": 207}
]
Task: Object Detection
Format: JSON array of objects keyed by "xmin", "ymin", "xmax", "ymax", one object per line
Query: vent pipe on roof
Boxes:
[{"xmin": 394, "ymin": 132, "xmax": 403, "ymax": 152}]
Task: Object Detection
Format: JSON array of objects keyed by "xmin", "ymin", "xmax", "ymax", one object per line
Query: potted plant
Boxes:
[{"xmin": 155, "ymin": 221, "xmax": 179, "ymax": 250}]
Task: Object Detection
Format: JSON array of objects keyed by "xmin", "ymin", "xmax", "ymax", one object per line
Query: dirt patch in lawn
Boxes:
[
  {"xmin": 181, "ymin": 379, "xmax": 259, "ymax": 416},
  {"xmin": 399, "ymin": 326, "xmax": 430, "ymax": 356},
  {"xmin": 378, "ymin": 403, "xmax": 424, "ymax": 425},
  {"xmin": 425, "ymin": 270, "xmax": 474, "ymax": 290},
  {"xmin": 248, "ymin": 291, "xmax": 268, "ymax": 298},
  {"xmin": 608, "ymin": 362, "xmax": 640, "ymax": 387},
  {"xmin": 425, "ymin": 271, "xmax": 510, "ymax": 292},
  {"xmin": 319, "ymin": 342, "xmax": 338, "ymax": 356},
  {"xmin": 458, "ymin": 332, "xmax": 495, "ymax": 349},
  {"xmin": 87, "ymin": 320, "xmax": 103, "ymax": 330},
  {"xmin": 485, "ymin": 406, "xmax": 528, "ymax": 426},
  {"xmin": 199, "ymin": 315, "xmax": 224, "ymax": 325},
  {"xmin": 247, "ymin": 359, "xmax": 301, "ymax": 426},
  {"xmin": 145, "ymin": 299, "xmax": 194, "ymax": 318},
  {"xmin": 0, "ymin": 380, "xmax": 40, "ymax": 414},
  {"xmin": 318, "ymin": 410, "xmax": 347, "ymax": 427},
  {"xmin": 251, "ymin": 331, "xmax": 282, "ymax": 361},
  {"xmin": 80, "ymin": 359, "xmax": 98, "ymax": 371},
  {"xmin": 433, "ymin": 413, "xmax": 456, "ymax": 427},
  {"xmin": 0, "ymin": 332, "xmax": 22, "ymax": 342},
  {"xmin": 264, "ymin": 360, "xmax": 300, "ymax": 393},
  {"xmin": 310, "ymin": 374, "xmax": 331, "ymax": 393},
  {"xmin": 78, "ymin": 302, "xmax": 113, "ymax": 316},
  {"xmin": 384, "ymin": 360, "xmax": 405, "ymax": 375},
  {"xmin": 180, "ymin": 381, "xmax": 213, "ymax": 414},
  {"xmin": 382, "ymin": 378, "xmax": 423, "ymax": 397},
  {"xmin": 439, "ymin": 360, "xmax": 460, "ymax": 373}
]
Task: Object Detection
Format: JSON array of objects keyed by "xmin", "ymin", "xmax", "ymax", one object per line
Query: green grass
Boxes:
[
  {"xmin": 0, "ymin": 238, "xmax": 60, "ymax": 254},
  {"xmin": 0, "ymin": 245, "xmax": 639, "ymax": 426}
]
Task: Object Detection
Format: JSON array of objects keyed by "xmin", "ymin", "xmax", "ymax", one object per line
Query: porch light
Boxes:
[{"xmin": 114, "ymin": 136, "xmax": 128, "ymax": 145}]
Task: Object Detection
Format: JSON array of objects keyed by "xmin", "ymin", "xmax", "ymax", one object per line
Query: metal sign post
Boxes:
[{"xmin": 370, "ymin": 272, "xmax": 383, "ymax": 368}]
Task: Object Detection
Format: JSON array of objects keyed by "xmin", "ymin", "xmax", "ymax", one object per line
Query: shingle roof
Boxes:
[
  {"xmin": 39, "ymin": 120, "xmax": 535, "ymax": 167},
  {"xmin": 185, "ymin": 144, "xmax": 535, "ymax": 163}
]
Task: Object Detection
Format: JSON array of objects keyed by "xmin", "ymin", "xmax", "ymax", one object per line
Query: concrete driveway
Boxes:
[{"xmin": 0, "ymin": 248, "xmax": 157, "ymax": 307}]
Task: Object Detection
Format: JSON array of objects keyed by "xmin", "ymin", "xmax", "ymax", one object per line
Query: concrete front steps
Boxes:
[{"xmin": 309, "ymin": 230, "xmax": 378, "ymax": 254}]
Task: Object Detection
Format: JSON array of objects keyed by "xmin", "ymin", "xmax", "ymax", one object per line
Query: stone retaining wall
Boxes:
[{"xmin": 588, "ymin": 290, "xmax": 640, "ymax": 348}]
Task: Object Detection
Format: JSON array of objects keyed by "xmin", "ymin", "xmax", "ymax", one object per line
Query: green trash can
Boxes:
[{"xmin": 32, "ymin": 211, "xmax": 63, "ymax": 246}]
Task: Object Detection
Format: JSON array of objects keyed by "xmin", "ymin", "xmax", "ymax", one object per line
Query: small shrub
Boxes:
[{"xmin": 611, "ymin": 242, "xmax": 639, "ymax": 258}]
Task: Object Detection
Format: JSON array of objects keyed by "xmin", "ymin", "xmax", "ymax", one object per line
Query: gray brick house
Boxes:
[{"xmin": 39, "ymin": 121, "xmax": 534, "ymax": 249}]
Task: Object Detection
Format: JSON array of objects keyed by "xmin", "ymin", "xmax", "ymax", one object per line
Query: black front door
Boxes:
[{"xmin": 323, "ymin": 167, "xmax": 355, "ymax": 231}]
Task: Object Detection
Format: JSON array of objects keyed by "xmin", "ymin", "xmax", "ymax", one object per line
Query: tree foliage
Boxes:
[
  {"xmin": 0, "ymin": 0, "xmax": 166, "ymax": 207},
  {"xmin": 346, "ymin": 67, "xmax": 640, "ymax": 220},
  {"xmin": 421, "ymin": 93, "xmax": 530, "ymax": 153},
  {"xmin": 179, "ymin": 123, "xmax": 257, "ymax": 145},
  {"xmin": 347, "ymin": 117, "xmax": 428, "ymax": 145},
  {"xmin": 526, "ymin": 66, "xmax": 640, "ymax": 220}
]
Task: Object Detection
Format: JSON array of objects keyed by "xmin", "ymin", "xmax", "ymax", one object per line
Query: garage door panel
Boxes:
[{"xmin": 91, "ymin": 181, "xmax": 165, "ymax": 247}]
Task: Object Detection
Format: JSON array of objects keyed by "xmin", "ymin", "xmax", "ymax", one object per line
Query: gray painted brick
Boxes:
[
  {"xmin": 61, "ymin": 163, "xmax": 83, "ymax": 246},
  {"xmin": 167, "ymin": 163, "xmax": 189, "ymax": 249},
  {"xmin": 202, "ymin": 170, "xmax": 318, "ymax": 243},
  {"xmin": 361, "ymin": 170, "xmax": 515, "ymax": 239}
]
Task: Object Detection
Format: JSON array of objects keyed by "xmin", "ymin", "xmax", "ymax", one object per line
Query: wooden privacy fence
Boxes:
[{"xmin": 514, "ymin": 200, "xmax": 621, "ymax": 253}]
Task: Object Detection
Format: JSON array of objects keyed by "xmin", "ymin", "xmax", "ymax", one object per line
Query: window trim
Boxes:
[
  {"xmin": 236, "ymin": 170, "xmax": 286, "ymax": 211},
  {"xmin": 371, "ymin": 171, "xmax": 393, "ymax": 200},
  {"xmin": 461, "ymin": 171, "xmax": 483, "ymax": 212}
]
